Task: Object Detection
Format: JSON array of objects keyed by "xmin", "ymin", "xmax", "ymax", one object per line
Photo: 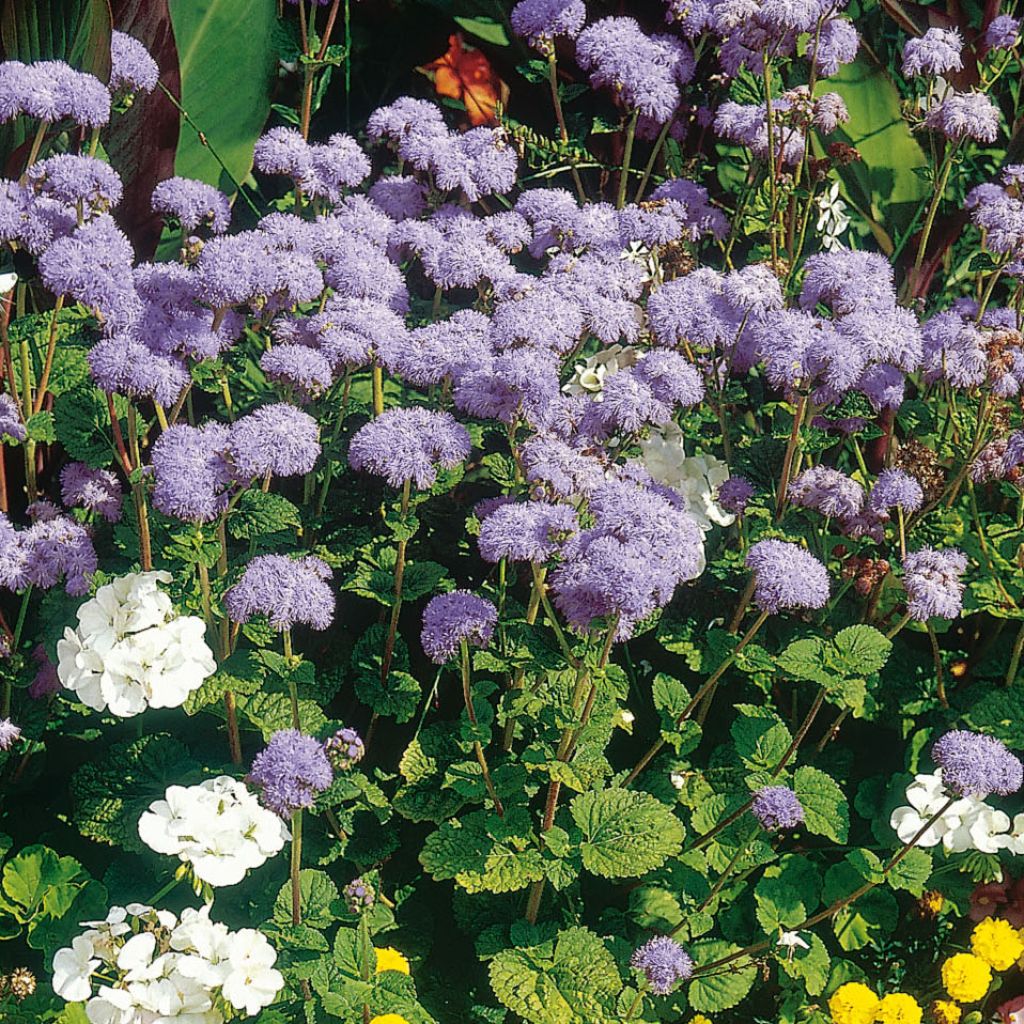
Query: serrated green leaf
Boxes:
[
  {"xmin": 886, "ymin": 848, "xmax": 933, "ymax": 896},
  {"xmin": 794, "ymin": 766, "xmax": 848, "ymax": 842},
  {"xmin": 227, "ymin": 489, "xmax": 302, "ymax": 540},
  {"xmin": 688, "ymin": 940, "xmax": 757, "ymax": 1012},
  {"xmin": 570, "ymin": 789, "xmax": 683, "ymax": 879},
  {"xmin": 273, "ymin": 869, "xmax": 340, "ymax": 929}
]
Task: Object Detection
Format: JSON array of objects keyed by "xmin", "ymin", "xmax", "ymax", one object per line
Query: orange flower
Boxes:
[{"xmin": 419, "ymin": 33, "xmax": 508, "ymax": 126}]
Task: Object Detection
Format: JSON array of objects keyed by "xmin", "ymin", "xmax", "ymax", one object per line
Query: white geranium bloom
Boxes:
[
  {"xmin": 996, "ymin": 813, "xmax": 1024, "ymax": 855},
  {"xmin": 57, "ymin": 571, "xmax": 215, "ymax": 718},
  {"xmin": 139, "ymin": 777, "xmax": 289, "ymax": 887},
  {"xmin": 52, "ymin": 903, "xmax": 283, "ymax": 1022},
  {"xmin": 52, "ymin": 934, "xmax": 99, "ymax": 1002},
  {"xmin": 562, "ymin": 344, "xmax": 639, "ymax": 398},
  {"xmin": 221, "ymin": 929, "xmax": 284, "ymax": 1016},
  {"xmin": 889, "ymin": 770, "xmax": 1006, "ymax": 852},
  {"xmin": 640, "ymin": 423, "xmax": 735, "ymax": 530}
]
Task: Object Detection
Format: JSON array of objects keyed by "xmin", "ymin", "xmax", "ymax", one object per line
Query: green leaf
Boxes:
[
  {"xmin": 227, "ymin": 490, "xmax": 302, "ymax": 540},
  {"xmin": 570, "ymin": 789, "xmax": 684, "ymax": 879},
  {"xmin": 183, "ymin": 650, "xmax": 265, "ymax": 715},
  {"xmin": 53, "ymin": 386, "xmax": 125, "ymax": 468},
  {"xmin": 489, "ymin": 926, "xmax": 623, "ymax": 1024},
  {"xmin": 24, "ymin": 410, "xmax": 56, "ymax": 443},
  {"xmin": 755, "ymin": 855, "xmax": 821, "ymax": 931},
  {"xmin": 822, "ymin": 53, "xmax": 930, "ymax": 246},
  {"xmin": 779, "ymin": 932, "xmax": 831, "ymax": 996},
  {"xmin": 794, "ymin": 765, "xmax": 849, "ymax": 842},
  {"xmin": 237, "ymin": 690, "xmax": 326, "ymax": 739},
  {"xmin": 69, "ymin": 734, "xmax": 192, "ymax": 850},
  {"xmin": 887, "ymin": 848, "xmax": 933, "ymax": 896},
  {"xmin": 731, "ymin": 710, "xmax": 792, "ymax": 772},
  {"xmin": 273, "ymin": 869, "xmax": 340, "ymax": 929},
  {"xmin": 832, "ymin": 625, "xmax": 892, "ymax": 676},
  {"xmin": 1, "ymin": 846, "xmax": 82, "ymax": 919},
  {"xmin": 168, "ymin": 0, "xmax": 278, "ymax": 194},
  {"xmin": 453, "ymin": 15, "xmax": 510, "ymax": 46},
  {"xmin": 962, "ymin": 686, "xmax": 1024, "ymax": 749},
  {"xmin": 688, "ymin": 940, "xmax": 757, "ymax": 1012},
  {"xmin": 823, "ymin": 860, "xmax": 898, "ymax": 951},
  {"xmin": 400, "ymin": 560, "xmax": 451, "ymax": 603}
]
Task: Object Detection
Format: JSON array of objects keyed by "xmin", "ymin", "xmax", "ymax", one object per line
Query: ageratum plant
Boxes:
[{"xmin": 1, "ymin": 0, "xmax": 1024, "ymax": 1022}]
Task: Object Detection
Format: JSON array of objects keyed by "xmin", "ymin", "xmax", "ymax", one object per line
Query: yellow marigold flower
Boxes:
[
  {"xmin": 941, "ymin": 953, "xmax": 991, "ymax": 1003},
  {"xmin": 971, "ymin": 917, "xmax": 1024, "ymax": 970},
  {"xmin": 828, "ymin": 982, "xmax": 880, "ymax": 1024},
  {"xmin": 689, "ymin": 1017, "xmax": 713, "ymax": 1024},
  {"xmin": 374, "ymin": 947, "xmax": 410, "ymax": 975},
  {"xmin": 930, "ymin": 1001, "xmax": 961, "ymax": 1024},
  {"xmin": 877, "ymin": 993, "xmax": 922, "ymax": 1024},
  {"xmin": 370, "ymin": 1017, "xmax": 410, "ymax": 1024},
  {"xmin": 918, "ymin": 890, "xmax": 945, "ymax": 916}
]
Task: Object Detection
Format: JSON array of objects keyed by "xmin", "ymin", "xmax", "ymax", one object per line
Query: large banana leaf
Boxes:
[{"xmin": 168, "ymin": 0, "xmax": 278, "ymax": 194}]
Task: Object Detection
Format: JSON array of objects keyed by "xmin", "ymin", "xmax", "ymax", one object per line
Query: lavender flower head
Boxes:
[
  {"xmin": 868, "ymin": 469, "xmax": 924, "ymax": 517},
  {"xmin": 348, "ymin": 408, "xmax": 471, "ymax": 490},
  {"xmin": 152, "ymin": 177, "xmax": 231, "ymax": 233},
  {"xmin": 150, "ymin": 422, "xmax": 233, "ymax": 524},
  {"xmin": 752, "ymin": 785, "xmax": 804, "ymax": 830},
  {"xmin": 60, "ymin": 463, "xmax": 123, "ymax": 523},
  {"xmin": 0, "ymin": 60, "xmax": 110, "ymax": 127},
  {"xmin": 902, "ymin": 547, "xmax": 968, "ymax": 621},
  {"xmin": 109, "ymin": 31, "xmax": 159, "ymax": 95},
  {"xmin": 932, "ymin": 730, "xmax": 1023, "ymax": 798},
  {"xmin": 478, "ymin": 501, "xmax": 578, "ymax": 563},
  {"xmin": 630, "ymin": 936, "xmax": 694, "ymax": 996},
  {"xmin": 985, "ymin": 14, "xmax": 1020, "ymax": 49},
  {"xmin": 421, "ymin": 591, "xmax": 498, "ymax": 664},
  {"xmin": 511, "ymin": 0, "xmax": 587, "ymax": 49},
  {"xmin": 745, "ymin": 540, "xmax": 829, "ymax": 614},
  {"xmin": 249, "ymin": 729, "xmax": 333, "ymax": 817},
  {"xmin": 787, "ymin": 466, "xmax": 865, "ymax": 522},
  {"xmin": 902, "ymin": 27, "xmax": 964, "ymax": 77},
  {"xmin": 926, "ymin": 91, "xmax": 1001, "ymax": 143},
  {"xmin": 717, "ymin": 477, "xmax": 755, "ymax": 515},
  {"xmin": 225, "ymin": 554, "xmax": 334, "ymax": 632},
  {"xmin": 0, "ymin": 717, "xmax": 20, "ymax": 751},
  {"xmin": 27, "ymin": 155, "xmax": 122, "ymax": 214},
  {"xmin": 325, "ymin": 727, "xmax": 365, "ymax": 771},
  {"xmin": 229, "ymin": 403, "xmax": 321, "ymax": 479},
  {"xmin": 260, "ymin": 345, "xmax": 334, "ymax": 401},
  {"xmin": 0, "ymin": 393, "xmax": 25, "ymax": 442},
  {"xmin": 344, "ymin": 877, "xmax": 375, "ymax": 914}
]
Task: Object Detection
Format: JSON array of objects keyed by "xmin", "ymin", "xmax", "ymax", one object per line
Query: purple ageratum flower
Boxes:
[
  {"xmin": 307, "ymin": 133, "xmax": 371, "ymax": 202},
  {"xmin": 0, "ymin": 717, "xmax": 20, "ymax": 751},
  {"xmin": 109, "ymin": 31, "xmax": 159, "ymax": 94},
  {"xmin": 254, "ymin": 126, "xmax": 312, "ymax": 181},
  {"xmin": 868, "ymin": 469, "xmax": 924, "ymax": 517},
  {"xmin": 973, "ymin": 438, "xmax": 1010, "ymax": 483},
  {"xmin": 648, "ymin": 178, "xmax": 730, "ymax": 241},
  {"xmin": 1004, "ymin": 431, "xmax": 1024, "ymax": 476},
  {"xmin": 249, "ymin": 729, "xmax": 334, "ymax": 818},
  {"xmin": 787, "ymin": 466, "xmax": 865, "ymax": 521},
  {"xmin": 520, "ymin": 435, "xmax": 607, "ymax": 499},
  {"xmin": 88, "ymin": 336, "xmax": 189, "ymax": 407},
  {"xmin": 933, "ymin": 730, "xmax": 1023, "ymax": 798},
  {"xmin": 926, "ymin": 91, "xmax": 1001, "ymax": 143},
  {"xmin": 630, "ymin": 937, "xmax": 694, "ymax": 996},
  {"xmin": 717, "ymin": 476, "xmax": 755, "ymax": 515},
  {"xmin": 511, "ymin": 0, "xmax": 586, "ymax": 48},
  {"xmin": 225, "ymin": 554, "xmax": 334, "ymax": 632},
  {"xmin": 715, "ymin": 99, "xmax": 805, "ymax": 167},
  {"xmin": 752, "ymin": 785, "xmax": 804, "ymax": 830},
  {"xmin": 348, "ymin": 408, "xmax": 471, "ymax": 491},
  {"xmin": 29, "ymin": 644, "xmax": 59, "ymax": 700},
  {"xmin": 0, "ymin": 60, "xmax": 110, "ymax": 127},
  {"xmin": 813, "ymin": 92, "xmax": 850, "ymax": 134},
  {"xmin": 150, "ymin": 422, "xmax": 234, "ymax": 524},
  {"xmin": 12, "ymin": 507, "xmax": 97, "ymax": 596},
  {"xmin": 228, "ymin": 403, "xmax": 321, "ymax": 480},
  {"xmin": 26, "ymin": 155, "xmax": 122, "ymax": 214},
  {"xmin": 985, "ymin": 14, "xmax": 1020, "ymax": 48},
  {"xmin": 152, "ymin": 177, "xmax": 231, "ymax": 233},
  {"xmin": 421, "ymin": 590, "xmax": 498, "ymax": 664},
  {"xmin": 478, "ymin": 501, "xmax": 578, "ymax": 563},
  {"xmin": 745, "ymin": 540, "xmax": 829, "ymax": 615},
  {"xmin": 575, "ymin": 18, "xmax": 695, "ymax": 123},
  {"xmin": 344, "ymin": 877, "xmax": 374, "ymax": 914},
  {"xmin": 800, "ymin": 249, "xmax": 897, "ymax": 316},
  {"xmin": 0, "ymin": 393, "xmax": 25, "ymax": 442},
  {"xmin": 814, "ymin": 16, "xmax": 859, "ymax": 77},
  {"xmin": 379, "ymin": 309, "xmax": 490, "ymax": 388},
  {"xmin": 368, "ymin": 175, "xmax": 428, "ymax": 221},
  {"xmin": 902, "ymin": 27, "xmax": 964, "ymax": 77},
  {"xmin": 325, "ymin": 727, "xmax": 365, "ymax": 771},
  {"xmin": 902, "ymin": 547, "xmax": 968, "ymax": 621},
  {"xmin": 921, "ymin": 309, "xmax": 988, "ymax": 389},
  {"xmin": 260, "ymin": 345, "xmax": 334, "ymax": 401},
  {"xmin": 60, "ymin": 463, "xmax": 123, "ymax": 523}
]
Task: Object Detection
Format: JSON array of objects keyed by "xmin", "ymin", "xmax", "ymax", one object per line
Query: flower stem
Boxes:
[
  {"xmin": 531, "ymin": 561, "xmax": 576, "ymax": 668},
  {"xmin": 1005, "ymin": 620, "xmax": 1024, "ymax": 688},
  {"xmin": 546, "ymin": 52, "xmax": 586, "ymax": 203},
  {"xmin": 775, "ymin": 395, "xmax": 807, "ymax": 520},
  {"xmin": 19, "ymin": 120, "xmax": 49, "ymax": 182},
  {"xmin": 623, "ymin": 610, "xmax": 769, "ymax": 787},
  {"xmin": 633, "ymin": 115, "xmax": 674, "ymax": 203},
  {"xmin": 371, "ymin": 363, "xmax": 384, "ymax": 417},
  {"xmin": 503, "ymin": 566, "xmax": 544, "ymax": 751},
  {"xmin": 908, "ymin": 141, "xmax": 960, "ymax": 298},
  {"xmin": 886, "ymin": 610, "xmax": 913, "ymax": 641},
  {"xmin": 460, "ymin": 639, "xmax": 504, "ymax": 817},
  {"xmin": 380, "ymin": 479, "xmax": 411, "ymax": 686},
  {"xmin": 33, "ymin": 295, "xmax": 63, "ymax": 415},
  {"xmin": 290, "ymin": 809, "xmax": 303, "ymax": 925},
  {"xmin": 616, "ymin": 108, "xmax": 640, "ymax": 210},
  {"xmin": 127, "ymin": 406, "xmax": 152, "ymax": 571}
]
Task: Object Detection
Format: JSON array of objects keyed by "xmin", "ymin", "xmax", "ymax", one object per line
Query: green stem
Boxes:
[
  {"xmin": 460, "ymin": 638, "xmax": 504, "ymax": 817},
  {"xmin": 1006, "ymin": 621, "xmax": 1024, "ymax": 688},
  {"xmin": 127, "ymin": 406, "xmax": 152, "ymax": 571},
  {"xmin": 531, "ymin": 562, "xmax": 576, "ymax": 668},
  {"xmin": 547, "ymin": 52, "xmax": 586, "ymax": 202},
  {"xmin": 908, "ymin": 141, "xmax": 961, "ymax": 297},
  {"xmin": 19, "ymin": 120, "xmax": 49, "ymax": 182},
  {"xmin": 633, "ymin": 115, "xmax": 674, "ymax": 203},
  {"xmin": 380, "ymin": 479, "xmax": 411, "ymax": 686},
  {"xmin": 616, "ymin": 109, "xmax": 640, "ymax": 210},
  {"xmin": 290, "ymin": 810, "xmax": 303, "ymax": 925}
]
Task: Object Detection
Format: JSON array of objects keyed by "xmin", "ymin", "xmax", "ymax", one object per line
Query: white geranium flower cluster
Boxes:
[
  {"xmin": 57, "ymin": 571, "xmax": 216, "ymax": 717},
  {"xmin": 890, "ymin": 769, "xmax": 1024, "ymax": 854},
  {"xmin": 640, "ymin": 423, "xmax": 735, "ymax": 531},
  {"xmin": 562, "ymin": 344, "xmax": 639, "ymax": 398},
  {"xmin": 138, "ymin": 777, "xmax": 290, "ymax": 887},
  {"xmin": 52, "ymin": 903, "xmax": 283, "ymax": 1022}
]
